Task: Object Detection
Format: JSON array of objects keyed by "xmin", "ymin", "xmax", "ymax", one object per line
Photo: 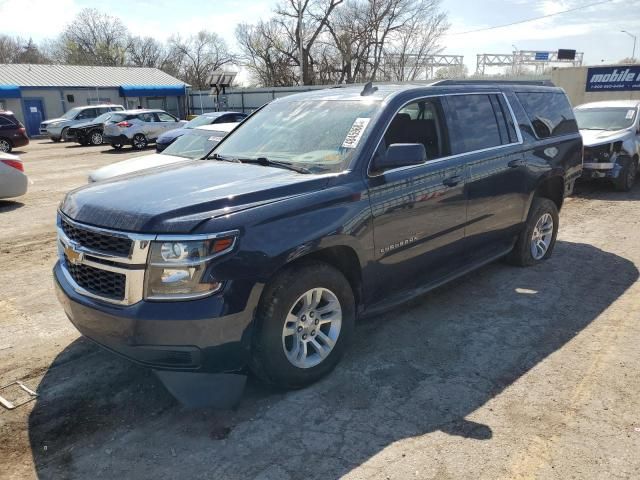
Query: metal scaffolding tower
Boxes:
[
  {"xmin": 383, "ymin": 54, "xmax": 465, "ymax": 80},
  {"xmin": 476, "ymin": 50, "xmax": 584, "ymax": 75}
]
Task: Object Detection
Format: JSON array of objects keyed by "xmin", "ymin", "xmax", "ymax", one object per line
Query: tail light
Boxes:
[
  {"xmin": 18, "ymin": 127, "xmax": 26, "ymax": 134},
  {"xmin": 1, "ymin": 159, "xmax": 24, "ymax": 172},
  {"xmin": 116, "ymin": 121, "xmax": 132, "ymax": 127}
]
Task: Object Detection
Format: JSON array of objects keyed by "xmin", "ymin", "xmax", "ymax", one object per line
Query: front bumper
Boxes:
[
  {"xmin": 582, "ymin": 161, "xmax": 622, "ymax": 179},
  {"xmin": 54, "ymin": 261, "xmax": 258, "ymax": 373}
]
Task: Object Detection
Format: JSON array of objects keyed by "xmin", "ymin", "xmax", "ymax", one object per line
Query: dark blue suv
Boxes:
[{"xmin": 54, "ymin": 82, "xmax": 582, "ymax": 391}]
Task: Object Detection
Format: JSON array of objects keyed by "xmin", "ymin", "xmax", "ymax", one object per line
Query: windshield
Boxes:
[
  {"xmin": 163, "ymin": 131, "xmax": 227, "ymax": 159},
  {"xmin": 185, "ymin": 115, "xmax": 218, "ymax": 128},
  {"xmin": 211, "ymin": 99, "xmax": 381, "ymax": 173},
  {"xmin": 93, "ymin": 113, "xmax": 112, "ymax": 123},
  {"xmin": 574, "ymin": 108, "xmax": 637, "ymax": 131},
  {"xmin": 61, "ymin": 107, "xmax": 83, "ymax": 120}
]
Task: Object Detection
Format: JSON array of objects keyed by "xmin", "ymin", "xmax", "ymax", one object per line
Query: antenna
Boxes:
[{"xmin": 360, "ymin": 82, "xmax": 378, "ymax": 96}]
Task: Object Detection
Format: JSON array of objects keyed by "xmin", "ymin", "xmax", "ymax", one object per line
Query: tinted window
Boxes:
[
  {"xmin": 516, "ymin": 92, "xmax": 578, "ymax": 138},
  {"xmin": 384, "ymin": 99, "xmax": 446, "ymax": 159},
  {"xmin": 76, "ymin": 108, "xmax": 98, "ymax": 120},
  {"xmin": 0, "ymin": 115, "xmax": 15, "ymax": 126},
  {"xmin": 138, "ymin": 113, "xmax": 155, "ymax": 122},
  {"xmin": 446, "ymin": 94, "xmax": 502, "ymax": 154}
]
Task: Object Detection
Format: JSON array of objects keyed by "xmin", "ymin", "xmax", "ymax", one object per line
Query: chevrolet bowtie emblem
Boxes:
[{"xmin": 64, "ymin": 244, "xmax": 84, "ymax": 265}]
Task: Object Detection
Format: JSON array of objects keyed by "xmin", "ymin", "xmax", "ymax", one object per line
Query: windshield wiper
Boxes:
[
  {"xmin": 209, "ymin": 152, "xmax": 241, "ymax": 163},
  {"xmin": 236, "ymin": 157, "xmax": 311, "ymax": 174}
]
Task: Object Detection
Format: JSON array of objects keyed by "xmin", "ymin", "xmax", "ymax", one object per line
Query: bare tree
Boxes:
[
  {"xmin": 57, "ymin": 8, "xmax": 130, "ymax": 66},
  {"xmin": 0, "ymin": 35, "xmax": 50, "ymax": 64},
  {"xmin": 127, "ymin": 36, "xmax": 166, "ymax": 68},
  {"xmin": 0, "ymin": 35, "xmax": 22, "ymax": 63},
  {"xmin": 236, "ymin": 21, "xmax": 298, "ymax": 86},
  {"xmin": 169, "ymin": 31, "xmax": 235, "ymax": 89}
]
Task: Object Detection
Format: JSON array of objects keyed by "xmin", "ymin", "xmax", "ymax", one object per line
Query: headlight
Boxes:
[{"xmin": 144, "ymin": 233, "xmax": 237, "ymax": 300}]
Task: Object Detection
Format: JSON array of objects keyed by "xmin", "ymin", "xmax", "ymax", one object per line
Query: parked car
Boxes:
[
  {"xmin": 0, "ymin": 152, "xmax": 28, "ymax": 199},
  {"xmin": 67, "ymin": 112, "xmax": 117, "ymax": 146},
  {"xmin": 54, "ymin": 83, "xmax": 582, "ymax": 400},
  {"xmin": 88, "ymin": 123, "xmax": 239, "ymax": 182},
  {"xmin": 103, "ymin": 109, "xmax": 186, "ymax": 150},
  {"xmin": 574, "ymin": 100, "xmax": 640, "ymax": 191},
  {"xmin": 155, "ymin": 111, "xmax": 247, "ymax": 152},
  {"xmin": 0, "ymin": 110, "xmax": 29, "ymax": 153},
  {"xmin": 40, "ymin": 105, "xmax": 124, "ymax": 142}
]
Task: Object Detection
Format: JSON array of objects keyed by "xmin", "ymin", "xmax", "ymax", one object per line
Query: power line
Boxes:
[{"xmin": 445, "ymin": 0, "xmax": 615, "ymax": 36}]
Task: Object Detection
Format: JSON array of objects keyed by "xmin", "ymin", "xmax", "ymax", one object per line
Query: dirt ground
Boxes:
[{"xmin": 1, "ymin": 140, "xmax": 640, "ymax": 480}]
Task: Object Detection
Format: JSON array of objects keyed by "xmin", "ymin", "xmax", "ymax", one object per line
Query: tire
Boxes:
[
  {"xmin": 250, "ymin": 261, "xmax": 355, "ymax": 389},
  {"xmin": 613, "ymin": 156, "xmax": 637, "ymax": 192},
  {"xmin": 61, "ymin": 127, "xmax": 70, "ymax": 142},
  {"xmin": 111, "ymin": 143, "xmax": 123, "ymax": 150},
  {"xmin": 51, "ymin": 137, "xmax": 61, "ymax": 143},
  {"xmin": 89, "ymin": 130, "xmax": 103, "ymax": 146},
  {"xmin": 132, "ymin": 134, "xmax": 147, "ymax": 150},
  {"xmin": 507, "ymin": 197, "xmax": 559, "ymax": 267},
  {"xmin": 0, "ymin": 138, "xmax": 12, "ymax": 153}
]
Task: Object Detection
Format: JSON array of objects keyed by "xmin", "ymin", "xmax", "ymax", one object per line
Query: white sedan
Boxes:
[
  {"xmin": 0, "ymin": 152, "xmax": 28, "ymax": 199},
  {"xmin": 89, "ymin": 123, "xmax": 239, "ymax": 183}
]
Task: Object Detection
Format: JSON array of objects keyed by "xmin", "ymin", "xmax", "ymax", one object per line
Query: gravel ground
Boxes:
[{"xmin": 1, "ymin": 140, "xmax": 639, "ymax": 480}]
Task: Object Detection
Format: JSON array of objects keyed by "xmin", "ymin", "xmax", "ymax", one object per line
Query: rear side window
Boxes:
[
  {"xmin": 445, "ymin": 94, "xmax": 505, "ymax": 154},
  {"xmin": 0, "ymin": 115, "xmax": 16, "ymax": 126},
  {"xmin": 516, "ymin": 92, "xmax": 578, "ymax": 138},
  {"xmin": 138, "ymin": 113, "xmax": 155, "ymax": 122}
]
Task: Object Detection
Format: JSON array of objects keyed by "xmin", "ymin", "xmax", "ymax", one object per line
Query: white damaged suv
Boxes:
[{"xmin": 574, "ymin": 100, "xmax": 640, "ymax": 191}]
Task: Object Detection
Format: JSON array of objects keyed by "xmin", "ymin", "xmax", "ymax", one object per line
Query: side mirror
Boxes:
[{"xmin": 374, "ymin": 143, "xmax": 427, "ymax": 172}]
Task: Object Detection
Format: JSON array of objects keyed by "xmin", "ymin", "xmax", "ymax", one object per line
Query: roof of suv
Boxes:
[
  {"xmin": 74, "ymin": 104, "xmax": 123, "ymax": 110},
  {"xmin": 272, "ymin": 82, "xmax": 565, "ymax": 103},
  {"xmin": 575, "ymin": 100, "xmax": 640, "ymax": 109},
  {"xmin": 117, "ymin": 109, "xmax": 168, "ymax": 114}
]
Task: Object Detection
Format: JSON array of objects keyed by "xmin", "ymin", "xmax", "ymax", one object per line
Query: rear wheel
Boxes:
[
  {"xmin": 507, "ymin": 197, "xmax": 559, "ymax": 266},
  {"xmin": 132, "ymin": 134, "xmax": 148, "ymax": 150},
  {"xmin": 51, "ymin": 137, "xmax": 61, "ymax": 143},
  {"xmin": 61, "ymin": 127, "xmax": 70, "ymax": 142},
  {"xmin": 89, "ymin": 130, "xmax": 103, "ymax": 146},
  {"xmin": 250, "ymin": 261, "xmax": 355, "ymax": 389},
  {"xmin": 111, "ymin": 143, "xmax": 123, "ymax": 150},
  {"xmin": 613, "ymin": 156, "xmax": 637, "ymax": 192},
  {"xmin": 0, "ymin": 138, "xmax": 12, "ymax": 153}
]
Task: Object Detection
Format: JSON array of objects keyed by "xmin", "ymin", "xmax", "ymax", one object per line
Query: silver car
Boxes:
[
  {"xmin": 89, "ymin": 123, "xmax": 239, "ymax": 182},
  {"xmin": 40, "ymin": 105, "xmax": 124, "ymax": 142},
  {"xmin": 103, "ymin": 109, "xmax": 186, "ymax": 150},
  {"xmin": 0, "ymin": 152, "xmax": 28, "ymax": 199}
]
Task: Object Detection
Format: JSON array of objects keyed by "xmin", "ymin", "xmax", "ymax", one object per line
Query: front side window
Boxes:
[
  {"xmin": 76, "ymin": 108, "xmax": 98, "ymax": 120},
  {"xmin": 516, "ymin": 92, "xmax": 578, "ymax": 138},
  {"xmin": 574, "ymin": 107, "xmax": 637, "ymax": 131},
  {"xmin": 157, "ymin": 112, "xmax": 177, "ymax": 122},
  {"xmin": 138, "ymin": 113, "xmax": 154, "ymax": 122},
  {"xmin": 212, "ymin": 100, "xmax": 382, "ymax": 174},
  {"xmin": 383, "ymin": 99, "xmax": 447, "ymax": 159},
  {"xmin": 61, "ymin": 107, "xmax": 83, "ymax": 120},
  {"xmin": 446, "ymin": 94, "xmax": 503, "ymax": 154}
]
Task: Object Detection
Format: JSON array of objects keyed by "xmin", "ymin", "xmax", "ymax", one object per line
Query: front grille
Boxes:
[
  {"xmin": 64, "ymin": 254, "xmax": 126, "ymax": 300},
  {"xmin": 61, "ymin": 217, "xmax": 132, "ymax": 256},
  {"xmin": 584, "ymin": 145, "xmax": 611, "ymax": 163}
]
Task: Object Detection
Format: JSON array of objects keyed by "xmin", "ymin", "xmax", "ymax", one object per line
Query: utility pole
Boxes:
[{"xmin": 621, "ymin": 30, "xmax": 637, "ymax": 61}]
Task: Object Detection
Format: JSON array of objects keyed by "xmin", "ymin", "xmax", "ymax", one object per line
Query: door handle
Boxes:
[
  {"xmin": 443, "ymin": 175, "xmax": 461, "ymax": 187},
  {"xmin": 508, "ymin": 158, "xmax": 525, "ymax": 168}
]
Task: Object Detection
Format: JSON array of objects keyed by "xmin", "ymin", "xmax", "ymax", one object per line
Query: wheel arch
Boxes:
[{"xmin": 533, "ymin": 174, "xmax": 564, "ymax": 211}]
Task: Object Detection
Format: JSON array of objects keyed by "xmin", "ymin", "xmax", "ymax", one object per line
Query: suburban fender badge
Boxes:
[{"xmin": 380, "ymin": 236, "xmax": 418, "ymax": 254}]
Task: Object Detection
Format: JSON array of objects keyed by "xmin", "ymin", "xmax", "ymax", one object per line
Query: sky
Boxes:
[{"xmin": 1, "ymin": 0, "xmax": 639, "ymax": 81}]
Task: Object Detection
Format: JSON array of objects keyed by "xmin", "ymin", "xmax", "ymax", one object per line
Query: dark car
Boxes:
[
  {"xmin": 155, "ymin": 111, "xmax": 247, "ymax": 152},
  {"xmin": 0, "ymin": 111, "xmax": 29, "ymax": 153},
  {"xmin": 54, "ymin": 83, "xmax": 582, "ymax": 401},
  {"xmin": 67, "ymin": 112, "xmax": 116, "ymax": 146}
]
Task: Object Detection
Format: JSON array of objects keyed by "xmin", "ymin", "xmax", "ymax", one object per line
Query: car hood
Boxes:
[
  {"xmin": 71, "ymin": 119, "xmax": 101, "ymax": 130},
  {"xmin": 88, "ymin": 153, "xmax": 190, "ymax": 183},
  {"xmin": 62, "ymin": 161, "xmax": 329, "ymax": 233},
  {"xmin": 157, "ymin": 128, "xmax": 189, "ymax": 143},
  {"xmin": 42, "ymin": 118, "xmax": 69, "ymax": 126},
  {"xmin": 580, "ymin": 128, "xmax": 631, "ymax": 147}
]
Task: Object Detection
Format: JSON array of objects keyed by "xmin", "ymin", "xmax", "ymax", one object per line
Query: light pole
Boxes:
[{"xmin": 621, "ymin": 30, "xmax": 637, "ymax": 61}]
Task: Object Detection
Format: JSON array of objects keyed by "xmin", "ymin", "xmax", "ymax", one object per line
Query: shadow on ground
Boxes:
[
  {"xmin": 27, "ymin": 241, "xmax": 638, "ymax": 479},
  {"xmin": 0, "ymin": 200, "xmax": 25, "ymax": 212},
  {"xmin": 573, "ymin": 179, "xmax": 640, "ymax": 200}
]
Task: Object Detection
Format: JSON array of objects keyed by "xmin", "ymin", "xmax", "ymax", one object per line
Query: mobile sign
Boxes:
[{"xmin": 585, "ymin": 66, "xmax": 640, "ymax": 92}]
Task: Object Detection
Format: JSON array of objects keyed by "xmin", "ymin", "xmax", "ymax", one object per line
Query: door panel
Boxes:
[
  {"xmin": 367, "ymin": 157, "xmax": 468, "ymax": 297},
  {"xmin": 23, "ymin": 99, "xmax": 44, "ymax": 137}
]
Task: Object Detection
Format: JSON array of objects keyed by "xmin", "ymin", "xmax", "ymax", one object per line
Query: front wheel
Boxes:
[
  {"xmin": 613, "ymin": 156, "xmax": 637, "ymax": 192},
  {"xmin": 250, "ymin": 261, "xmax": 355, "ymax": 389},
  {"xmin": 111, "ymin": 143, "xmax": 123, "ymax": 150},
  {"xmin": 0, "ymin": 138, "xmax": 12, "ymax": 153},
  {"xmin": 132, "ymin": 134, "xmax": 147, "ymax": 150},
  {"xmin": 507, "ymin": 197, "xmax": 559, "ymax": 266}
]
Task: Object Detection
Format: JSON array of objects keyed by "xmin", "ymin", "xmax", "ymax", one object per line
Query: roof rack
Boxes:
[{"xmin": 432, "ymin": 79, "xmax": 555, "ymax": 87}]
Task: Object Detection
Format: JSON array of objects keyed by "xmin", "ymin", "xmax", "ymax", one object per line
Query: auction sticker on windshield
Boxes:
[
  {"xmin": 626, "ymin": 109, "xmax": 635, "ymax": 119},
  {"xmin": 342, "ymin": 118, "xmax": 370, "ymax": 149}
]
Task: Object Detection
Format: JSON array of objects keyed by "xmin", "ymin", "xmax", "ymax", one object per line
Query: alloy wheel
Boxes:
[
  {"xmin": 281, "ymin": 288, "xmax": 342, "ymax": 369},
  {"xmin": 91, "ymin": 132, "xmax": 103, "ymax": 145},
  {"xmin": 0, "ymin": 139, "xmax": 10, "ymax": 153},
  {"xmin": 530, "ymin": 212, "xmax": 554, "ymax": 260}
]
